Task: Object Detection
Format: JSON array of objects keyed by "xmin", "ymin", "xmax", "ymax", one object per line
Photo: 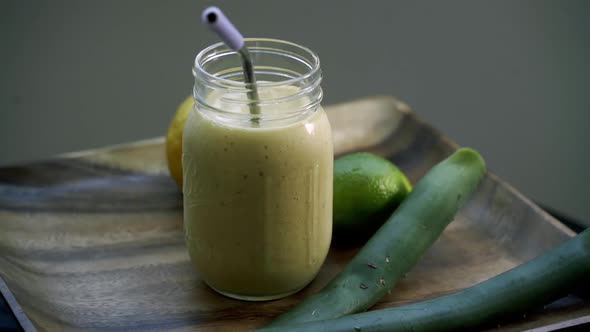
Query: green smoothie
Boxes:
[{"xmin": 183, "ymin": 85, "xmax": 333, "ymax": 300}]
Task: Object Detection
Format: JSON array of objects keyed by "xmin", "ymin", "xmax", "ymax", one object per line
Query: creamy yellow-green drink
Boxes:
[{"xmin": 184, "ymin": 39, "xmax": 332, "ymax": 300}]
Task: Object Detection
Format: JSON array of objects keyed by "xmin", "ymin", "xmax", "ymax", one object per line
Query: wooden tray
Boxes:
[{"xmin": 0, "ymin": 96, "xmax": 586, "ymax": 331}]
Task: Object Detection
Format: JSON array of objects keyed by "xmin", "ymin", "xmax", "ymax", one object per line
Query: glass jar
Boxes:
[{"xmin": 183, "ymin": 39, "xmax": 333, "ymax": 301}]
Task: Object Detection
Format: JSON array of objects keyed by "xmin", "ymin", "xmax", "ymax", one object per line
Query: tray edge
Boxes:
[{"xmin": 0, "ymin": 276, "xmax": 36, "ymax": 332}]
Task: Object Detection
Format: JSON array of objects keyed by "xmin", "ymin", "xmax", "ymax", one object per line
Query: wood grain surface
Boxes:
[{"xmin": 0, "ymin": 96, "xmax": 585, "ymax": 331}]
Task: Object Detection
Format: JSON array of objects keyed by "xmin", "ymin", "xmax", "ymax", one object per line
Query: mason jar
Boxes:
[{"xmin": 183, "ymin": 38, "xmax": 333, "ymax": 301}]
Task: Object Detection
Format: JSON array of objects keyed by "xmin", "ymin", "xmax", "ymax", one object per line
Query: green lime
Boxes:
[{"xmin": 333, "ymin": 152, "xmax": 412, "ymax": 244}]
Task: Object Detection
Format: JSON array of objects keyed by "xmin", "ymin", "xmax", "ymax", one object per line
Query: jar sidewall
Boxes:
[{"xmin": 182, "ymin": 104, "xmax": 333, "ymax": 297}]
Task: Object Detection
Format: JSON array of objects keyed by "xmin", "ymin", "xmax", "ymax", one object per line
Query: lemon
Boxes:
[
  {"xmin": 333, "ymin": 152, "xmax": 412, "ymax": 243},
  {"xmin": 166, "ymin": 96, "xmax": 193, "ymax": 189}
]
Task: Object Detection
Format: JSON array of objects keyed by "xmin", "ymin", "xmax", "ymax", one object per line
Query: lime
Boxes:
[
  {"xmin": 166, "ymin": 96, "xmax": 193, "ymax": 189},
  {"xmin": 333, "ymin": 152, "xmax": 412, "ymax": 243}
]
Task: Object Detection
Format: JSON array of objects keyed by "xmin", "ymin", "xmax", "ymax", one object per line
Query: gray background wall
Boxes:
[{"xmin": 1, "ymin": 0, "xmax": 589, "ymax": 222}]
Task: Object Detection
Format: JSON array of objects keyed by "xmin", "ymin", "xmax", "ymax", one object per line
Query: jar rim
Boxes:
[{"xmin": 193, "ymin": 38, "xmax": 320, "ymax": 88}]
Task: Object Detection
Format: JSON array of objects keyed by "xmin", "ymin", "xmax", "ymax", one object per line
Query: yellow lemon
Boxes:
[{"xmin": 166, "ymin": 96, "xmax": 193, "ymax": 189}]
